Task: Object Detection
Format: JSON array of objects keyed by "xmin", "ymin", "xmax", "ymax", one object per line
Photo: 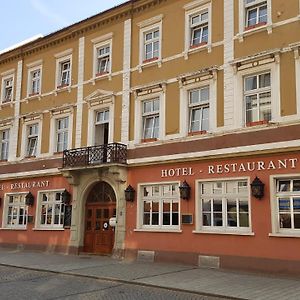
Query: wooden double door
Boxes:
[{"xmin": 83, "ymin": 182, "xmax": 116, "ymax": 254}]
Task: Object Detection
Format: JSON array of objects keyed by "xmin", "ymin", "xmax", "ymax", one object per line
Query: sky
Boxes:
[{"xmin": 0, "ymin": 0, "xmax": 126, "ymax": 52}]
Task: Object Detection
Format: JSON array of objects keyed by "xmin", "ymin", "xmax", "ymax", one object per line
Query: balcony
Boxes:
[{"xmin": 62, "ymin": 143, "xmax": 127, "ymax": 168}]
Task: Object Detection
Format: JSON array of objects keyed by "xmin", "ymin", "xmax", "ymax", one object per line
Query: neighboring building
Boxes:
[{"xmin": 0, "ymin": 0, "xmax": 300, "ymax": 274}]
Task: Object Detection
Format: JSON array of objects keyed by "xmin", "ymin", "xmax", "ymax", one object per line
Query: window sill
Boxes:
[
  {"xmin": 134, "ymin": 228, "xmax": 182, "ymax": 233},
  {"xmin": 246, "ymin": 120, "xmax": 269, "ymax": 127},
  {"xmin": 54, "ymin": 85, "xmax": 71, "ymax": 95},
  {"xmin": 26, "ymin": 93, "xmax": 41, "ymax": 101},
  {"xmin": 138, "ymin": 58, "xmax": 162, "ymax": 73},
  {"xmin": 193, "ymin": 230, "xmax": 254, "ymax": 236},
  {"xmin": 269, "ymin": 233, "xmax": 300, "ymax": 238},
  {"xmin": 33, "ymin": 227, "xmax": 65, "ymax": 231},
  {"xmin": 92, "ymin": 72, "xmax": 112, "ymax": 84},
  {"xmin": 141, "ymin": 138, "xmax": 158, "ymax": 143},
  {"xmin": 236, "ymin": 23, "xmax": 272, "ymax": 42},
  {"xmin": 188, "ymin": 130, "xmax": 207, "ymax": 136},
  {"xmin": 184, "ymin": 43, "xmax": 211, "ymax": 59},
  {"xmin": 0, "ymin": 227, "xmax": 27, "ymax": 231},
  {"xmin": 0, "ymin": 101, "xmax": 14, "ymax": 109}
]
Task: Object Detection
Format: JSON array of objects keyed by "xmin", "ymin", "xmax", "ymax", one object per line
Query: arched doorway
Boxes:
[{"xmin": 84, "ymin": 181, "xmax": 116, "ymax": 254}]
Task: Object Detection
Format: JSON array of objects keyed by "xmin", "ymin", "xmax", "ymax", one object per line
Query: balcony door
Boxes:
[
  {"xmin": 94, "ymin": 110, "xmax": 109, "ymax": 146},
  {"xmin": 84, "ymin": 181, "xmax": 116, "ymax": 255}
]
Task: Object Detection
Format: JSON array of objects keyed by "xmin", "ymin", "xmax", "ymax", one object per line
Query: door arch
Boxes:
[{"xmin": 84, "ymin": 181, "xmax": 116, "ymax": 254}]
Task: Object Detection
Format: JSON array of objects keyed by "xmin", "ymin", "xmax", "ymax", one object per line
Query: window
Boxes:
[
  {"xmin": 143, "ymin": 28, "xmax": 160, "ymax": 62},
  {"xmin": 58, "ymin": 60, "xmax": 70, "ymax": 87},
  {"xmin": 94, "ymin": 109, "xmax": 109, "ymax": 146},
  {"xmin": 189, "ymin": 10, "xmax": 209, "ymax": 47},
  {"xmin": 275, "ymin": 179, "xmax": 300, "ymax": 232},
  {"xmin": 245, "ymin": 0, "xmax": 267, "ymax": 29},
  {"xmin": 142, "ymin": 98, "xmax": 159, "ymax": 140},
  {"xmin": 2, "ymin": 76, "xmax": 13, "ymax": 103},
  {"xmin": 56, "ymin": 117, "xmax": 69, "ymax": 152},
  {"xmin": 95, "ymin": 45, "xmax": 111, "ymax": 76},
  {"xmin": 140, "ymin": 183, "xmax": 179, "ymax": 229},
  {"xmin": 189, "ymin": 86, "xmax": 209, "ymax": 133},
  {"xmin": 38, "ymin": 190, "xmax": 65, "ymax": 228},
  {"xmin": 244, "ymin": 72, "xmax": 271, "ymax": 125},
  {"xmin": 0, "ymin": 129, "xmax": 9, "ymax": 160},
  {"xmin": 4, "ymin": 194, "xmax": 27, "ymax": 229},
  {"xmin": 26, "ymin": 124, "xmax": 38, "ymax": 157},
  {"xmin": 198, "ymin": 179, "xmax": 250, "ymax": 232},
  {"xmin": 28, "ymin": 68, "xmax": 41, "ymax": 96}
]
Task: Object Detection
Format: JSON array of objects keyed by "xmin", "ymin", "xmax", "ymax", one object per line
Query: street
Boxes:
[{"xmin": 0, "ymin": 265, "xmax": 228, "ymax": 300}]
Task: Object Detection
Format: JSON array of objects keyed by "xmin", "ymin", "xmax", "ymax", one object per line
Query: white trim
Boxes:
[
  {"xmin": 49, "ymin": 112, "xmax": 73, "ymax": 155},
  {"xmin": 55, "ymin": 54, "xmax": 72, "ymax": 89},
  {"xmin": 54, "ymin": 48, "xmax": 73, "ymax": 59},
  {"xmin": 75, "ymin": 37, "xmax": 85, "ymax": 148},
  {"xmin": 233, "ymin": 61, "xmax": 280, "ymax": 128},
  {"xmin": 295, "ymin": 51, "xmax": 300, "ymax": 118},
  {"xmin": 0, "ymin": 168, "xmax": 60, "ymax": 180},
  {"xmin": 26, "ymin": 59, "xmax": 43, "ymax": 69},
  {"xmin": 1, "ymin": 73, "xmax": 14, "ymax": 104},
  {"xmin": 134, "ymin": 89, "xmax": 166, "ymax": 144},
  {"xmin": 184, "ymin": 1, "xmax": 212, "ymax": 59},
  {"xmin": 26, "ymin": 64, "xmax": 42, "ymax": 98},
  {"xmin": 238, "ymin": 0, "xmax": 272, "ymax": 41},
  {"xmin": 195, "ymin": 177, "xmax": 252, "ymax": 234},
  {"xmin": 91, "ymin": 32, "xmax": 113, "ymax": 44},
  {"xmin": 134, "ymin": 229, "xmax": 182, "ymax": 233},
  {"xmin": 179, "ymin": 76, "xmax": 217, "ymax": 137},
  {"xmin": 121, "ymin": 19, "xmax": 132, "ymax": 143},
  {"xmin": 193, "ymin": 231, "xmax": 255, "ymax": 236},
  {"xmin": 87, "ymin": 101, "xmax": 115, "ymax": 146},
  {"xmin": 137, "ymin": 14, "xmax": 163, "ymax": 28},
  {"xmin": 127, "ymin": 139, "xmax": 300, "ymax": 165},
  {"xmin": 0, "ymin": 68, "xmax": 15, "ymax": 77}
]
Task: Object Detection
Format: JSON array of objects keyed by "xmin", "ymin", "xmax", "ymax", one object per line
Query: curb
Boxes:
[{"xmin": 0, "ymin": 263, "xmax": 246, "ymax": 300}]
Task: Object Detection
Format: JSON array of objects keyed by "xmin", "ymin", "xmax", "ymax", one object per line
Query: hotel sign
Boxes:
[{"xmin": 161, "ymin": 158, "xmax": 298, "ymax": 178}]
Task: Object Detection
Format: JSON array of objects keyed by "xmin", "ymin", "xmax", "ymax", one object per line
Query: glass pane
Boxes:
[
  {"xmin": 144, "ymin": 202, "xmax": 151, "ymax": 213},
  {"xmin": 172, "ymin": 212, "xmax": 179, "ymax": 225},
  {"xmin": 152, "ymin": 202, "xmax": 159, "ymax": 212},
  {"xmin": 239, "ymin": 213, "xmax": 249, "ymax": 227},
  {"xmin": 143, "ymin": 213, "xmax": 150, "ymax": 225},
  {"xmin": 293, "ymin": 198, "xmax": 300, "ymax": 212},
  {"xmin": 152, "ymin": 213, "xmax": 159, "ymax": 225},
  {"xmin": 213, "ymin": 199, "xmax": 222, "ymax": 212},
  {"xmin": 227, "ymin": 199, "xmax": 237, "ymax": 227},
  {"xmin": 202, "ymin": 199, "xmax": 211, "ymax": 212},
  {"xmin": 293, "ymin": 180, "xmax": 300, "ymax": 192},
  {"xmin": 239, "ymin": 200, "xmax": 249, "ymax": 213},
  {"xmin": 86, "ymin": 221, "xmax": 92, "ymax": 230},
  {"xmin": 247, "ymin": 8, "xmax": 258, "ymax": 27},
  {"xmin": 202, "ymin": 212, "xmax": 211, "ymax": 226},
  {"xmin": 87, "ymin": 209, "xmax": 92, "ymax": 218},
  {"xmin": 213, "ymin": 213, "xmax": 223, "ymax": 226},
  {"xmin": 96, "ymin": 209, "xmax": 101, "ymax": 219},
  {"xmin": 163, "ymin": 212, "xmax": 170, "ymax": 225},
  {"xmin": 95, "ymin": 221, "xmax": 101, "ymax": 230},
  {"xmin": 245, "ymin": 75, "xmax": 257, "ymax": 91},
  {"xmin": 213, "ymin": 182, "xmax": 222, "ymax": 194},
  {"xmin": 103, "ymin": 209, "xmax": 109, "ymax": 219},
  {"xmin": 226, "ymin": 181, "xmax": 236, "ymax": 194},
  {"xmin": 172, "ymin": 202, "xmax": 179, "ymax": 212},
  {"xmin": 279, "ymin": 214, "xmax": 291, "ymax": 229},
  {"xmin": 259, "ymin": 73, "xmax": 270, "ymax": 88},
  {"xmin": 200, "ymin": 87, "xmax": 209, "ymax": 101},
  {"xmin": 279, "ymin": 198, "xmax": 290, "ymax": 212},
  {"xmin": 238, "ymin": 181, "xmax": 248, "ymax": 193},
  {"xmin": 201, "ymin": 183, "xmax": 211, "ymax": 194},
  {"xmin": 259, "ymin": 5, "xmax": 267, "ymax": 23},
  {"xmin": 143, "ymin": 186, "xmax": 151, "ymax": 197},
  {"xmin": 190, "ymin": 90, "xmax": 200, "ymax": 104},
  {"xmin": 294, "ymin": 214, "xmax": 300, "ymax": 229},
  {"xmin": 152, "ymin": 186, "xmax": 160, "ymax": 196},
  {"xmin": 278, "ymin": 180, "xmax": 290, "ymax": 192}
]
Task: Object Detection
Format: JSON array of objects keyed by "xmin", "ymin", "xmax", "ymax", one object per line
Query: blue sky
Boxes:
[{"xmin": 0, "ymin": 0, "xmax": 126, "ymax": 51}]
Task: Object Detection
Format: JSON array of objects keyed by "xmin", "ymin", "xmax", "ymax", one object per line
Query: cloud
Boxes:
[{"xmin": 29, "ymin": 0, "xmax": 69, "ymax": 28}]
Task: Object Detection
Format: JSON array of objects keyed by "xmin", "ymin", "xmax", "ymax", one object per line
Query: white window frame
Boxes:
[
  {"xmin": 136, "ymin": 181, "xmax": 181, "ymax": 231},
  {"xmin": 180, "ymin": 77, "xmax": 216, "ymax": 137},
  {"xmin": 2, "ymin": 192, "xmax": 28, "ymax": 230},
  {"xmin": 195, "ymin": 177, "xmax": 252, "ymax": 234},
  {"xmin": 0, "ymin": 128, "xmax": 10, "ymax": 161},
  {"xmin": 27, "ymin": 65, "xmax": 42, "ymax": 97},
  {"xmin": 21, "ymin": 119, "xmax": 42, "ymax": 159},
  {"xmin": 295, "ymin": 49, "xmax": 300, "ymax": 119},
  {"xmin": 138, "ymin": 15, "xmax": 163, "ymax": 70},
  {"xmin": 233, "ymin": 62, "xmax": 280, "ymax": 128},
  {"xmin": 93, "ymin": 40, "xmax": 112, "ymax": 78},
  {"xmin": 1, "ymin": 74, "xmax": 14, "ymax": 104},
  {"xmin": 184, "ymin": 1, "xmax": 212, "ymax": 58},
  {"xmin": 238, "ymin": 0, "xmax": 272, "ymax": 39},
  {"xmin": 49, "ymin": 112, "xmax": 73, "ymax": 155},
  {"xmin": 35, "ymin": 189, "xmax": 65, "ymax": 230},
  {"xmin": 142, "ymin": 98, "xmax": 160, "ymax": 140},
  {"xmin": 87, "ymin": 101, "xmax": 114, "ymax": 146},
  {"xmin": 134, "ymin": 90, "xmax": 166, "ymax": 144},
  {"xmin": 55, "ymin": 50, "xmax": 72, "ymax": 89}
]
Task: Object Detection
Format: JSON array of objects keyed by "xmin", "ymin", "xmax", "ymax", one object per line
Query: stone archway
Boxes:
[{"xmin": 83, "ymin": 181, "xmax": 116, "ymax": 254}]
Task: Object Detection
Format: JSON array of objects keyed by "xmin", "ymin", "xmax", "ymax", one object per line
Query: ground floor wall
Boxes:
[
  {"xmin": 125, "ymin": 151, "xmax": 300, "ymax": 274},
  {"xmin": 0, "ymin": 175, "xmax": 72, "ymax": 253}
]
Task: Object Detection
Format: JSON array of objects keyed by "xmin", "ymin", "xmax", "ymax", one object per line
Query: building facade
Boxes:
[{"xmin": 1, "ymin": 0, "xmax": 300, "ymax": 274}]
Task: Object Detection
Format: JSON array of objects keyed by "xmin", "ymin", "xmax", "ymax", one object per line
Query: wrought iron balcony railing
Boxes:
[{"xmin": 62, "ymin": 143, "xmax": 127, "ymax": 168}]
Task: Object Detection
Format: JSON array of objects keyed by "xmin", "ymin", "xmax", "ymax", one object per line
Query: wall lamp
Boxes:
[
  {"xmin": 25, "ymin": 192, "xmax": 34, "ymax": 206},
  {"xmin": 179, "ymin": 180, "xmax": 191, "ymax": 200},
  {"xmin": 124, "ymin": 185, "xmax": 135, "ymax": 202},
  {"xmin": 251, "ymin": 176, "xmax": 265, "ymax": 199},
  {"xmin": 62, "ymin": 189, "xmax": 71, "ymax": 205}
]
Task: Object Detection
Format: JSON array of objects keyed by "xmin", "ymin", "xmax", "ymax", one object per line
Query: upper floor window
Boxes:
[
  {"xmin": 56, "ymin": 117, "xmax": 69, "ymax": 152},
  {"xmin": 0, "ymin": 129, "xmax": 9, "ymax": 161},
  {"xmin": 198, "ymin": 179, "xmax": 250, "ymax": 233},
  {"xmin": 4, "ymin": 193, "xmax": 27, "ymax": 229},
  {"xmin": 275, "ymin": 179, "xmax": 300, "ymax": 232},
  {"xmin": 37, "ymin": 190, "xmax": 65, "ymax": 228},
  {"xmin": 144, "ymin": 28, "xmax": 160, "ymax": 62},
  {"xmin": 58, "ymin": 60, "xmax": 71, "ymax": 87},
  {"xmin": 26, "ymin": 123, "xmax": 39, "ymax": 157},
  {"xmin": 142, "ymin": 98, "xmax": 160, "ymax": 141},
  {"xmin": 2, "ymin": 76, "xmax": 13, "ymax": 103},
  {"xmin": 189, "ymin": 86, "xmax": 209, "ymax": 134},
  {"xmin": 244, "ymin": 72, "xmax": 271, "ymax": 126},
  {"xmin": 96, "ymin": 45, "xmax": 111, "ymax": 76},
  {"xmin": 245, "ymin": 0, "xmax": 267, "ymax": 30},
  {"xmin": 139, "ymin": 183, "xmax": 179, "ymax": 230},
  {"xmin": 190, "ymin": 10, "xmax": 209, "ymax": 48},
  {"xmin": 28, "ymin": 68, "xmax": 41, "ymax": 96}
]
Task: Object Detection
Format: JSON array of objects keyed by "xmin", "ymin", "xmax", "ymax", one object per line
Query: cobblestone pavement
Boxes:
[{"xmin": 0, "ymin": 265, "xmax": 227, "ymax": 300}]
